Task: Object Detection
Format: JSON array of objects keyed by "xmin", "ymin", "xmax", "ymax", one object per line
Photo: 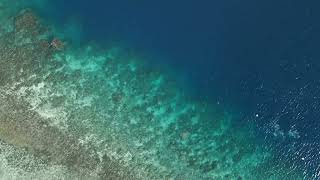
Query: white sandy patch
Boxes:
[{"xmin": 0, "ymin": 142, "xmax": 70, "ymax": 180}]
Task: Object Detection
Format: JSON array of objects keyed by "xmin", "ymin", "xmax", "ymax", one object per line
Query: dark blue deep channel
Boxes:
[{"xmin": 36, "ymin": 0, "xmax": 320, "ymax": 178}]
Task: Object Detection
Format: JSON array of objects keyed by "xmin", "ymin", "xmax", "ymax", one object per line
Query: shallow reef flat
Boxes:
[{"xmin": 0, "ymin": 2, "xmax": 304, "ymax": 180}]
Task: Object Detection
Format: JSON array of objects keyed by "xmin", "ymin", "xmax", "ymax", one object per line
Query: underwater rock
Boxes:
[
  {"xmin": 14, "ymin": 9, "xmax": 40, "ymax": 35},
  {"xmin": 50, "ymin": 38, "xmax": 65, "ymax": 51},
  {"xmin": 200, "ymin": 160, "xmax": 218, "ymax": 173}
]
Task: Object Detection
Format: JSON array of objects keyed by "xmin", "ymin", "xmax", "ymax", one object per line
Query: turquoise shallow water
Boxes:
[{"xmin": 0, "ymin": 0, "xmax": 318, "ymax": 179}]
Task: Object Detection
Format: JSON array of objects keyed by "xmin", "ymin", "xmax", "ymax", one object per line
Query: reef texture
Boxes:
[{"xmin": 0, "ymin": 3, "xmax": 304, "ymax": 180}]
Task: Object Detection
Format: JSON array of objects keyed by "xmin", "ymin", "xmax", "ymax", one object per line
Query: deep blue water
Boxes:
[
  {"xmin": 40, "ymin": 0, "xmax": 320, "ymax": 176},
  {"xmin": 42, "ymin": 0, "xmax": 320, "ymax": 102}
]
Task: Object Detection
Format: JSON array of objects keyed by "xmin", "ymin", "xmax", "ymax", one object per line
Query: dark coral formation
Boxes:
[
  {"xmin": 14, "ymin": 9, "xmax": 40, "ymax": 33},
  {"xmin": 50, "ymin": 38, "xmax": 65, "ymax": 51}
]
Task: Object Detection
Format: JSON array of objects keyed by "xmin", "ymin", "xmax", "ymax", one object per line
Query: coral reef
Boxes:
[{"xmin": 0, "ymin": 4, "xmax": 305, "ymax": 180}]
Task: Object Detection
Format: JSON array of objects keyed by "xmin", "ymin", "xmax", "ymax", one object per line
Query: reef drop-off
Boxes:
[{"xmin": 0, "ymin": 1, "xmax": 305, "ymax": 179}]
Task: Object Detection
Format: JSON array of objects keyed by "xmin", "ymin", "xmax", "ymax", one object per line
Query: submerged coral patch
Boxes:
[{"xmin": 0, "ymin": 1, "xmax": 306, "ymax": 180}]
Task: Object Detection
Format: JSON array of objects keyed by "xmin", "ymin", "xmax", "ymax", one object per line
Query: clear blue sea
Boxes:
[{"xmin": 0, "ymin": 0, "xmax": 320, "ymax": 179}]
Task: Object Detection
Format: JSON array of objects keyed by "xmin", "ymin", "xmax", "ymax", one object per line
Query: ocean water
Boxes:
[{"xmin": 0, "ymin": 0, "xmax": 319, "ymax": 179}]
